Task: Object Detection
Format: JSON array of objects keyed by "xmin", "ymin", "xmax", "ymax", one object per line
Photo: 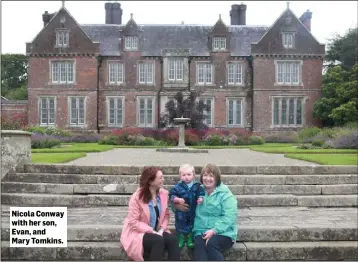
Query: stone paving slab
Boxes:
[{"xmin": 64, "ymin": 148, "xmax": 317, "ymax": 166}]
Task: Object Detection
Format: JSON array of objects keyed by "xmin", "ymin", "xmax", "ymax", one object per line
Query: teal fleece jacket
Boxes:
[{"xmin": 192, "ymin": 183, "xmax": 238, "ymax": 241}]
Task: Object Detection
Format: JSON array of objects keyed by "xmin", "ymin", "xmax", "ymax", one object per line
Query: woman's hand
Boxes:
[
  {"xmin": 202, "ymin": 229, "xmax": 216, "ymax": 245},
  {"xmin": 173, "ymin": 202, "xmax": 189, "ymax": 212}
]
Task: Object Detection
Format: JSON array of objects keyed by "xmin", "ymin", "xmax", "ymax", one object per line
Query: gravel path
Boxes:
[{"xmin": 65, "ymin": 148, "xmax": 317, "ymax": 166}]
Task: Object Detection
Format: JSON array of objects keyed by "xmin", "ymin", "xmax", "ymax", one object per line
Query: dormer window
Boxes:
[
  {"xmin": 56, "ymin": 30, "xmax": 69, "ymax": 47},
  {"xmin": 282, "ymin": 32, "xmax": 295, "ymax": 48},
  {"xmin": 125, "ymin": 36, "xmax": 138, "ymax": 50},
  {"xmin": 213, "ymin": 37, "xmax": 226, "ymax": 51}
]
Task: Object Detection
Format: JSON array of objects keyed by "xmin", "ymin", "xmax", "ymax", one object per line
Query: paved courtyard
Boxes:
[{"xmin": 65, "ymin": 148, "xmax": 317, "ymax": 166}]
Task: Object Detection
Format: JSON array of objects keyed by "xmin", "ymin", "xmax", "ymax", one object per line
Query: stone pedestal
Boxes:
[{"xmin": 1, "ymin": 130, "xmax": 32, "ymax": 179}]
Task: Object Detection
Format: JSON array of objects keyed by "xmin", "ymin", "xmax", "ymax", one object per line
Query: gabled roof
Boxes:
[{"xmin": 81, "ymin": 24, "xmax": 268, "ymax": 56}]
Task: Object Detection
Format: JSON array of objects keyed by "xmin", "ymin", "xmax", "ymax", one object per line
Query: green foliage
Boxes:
[
  {"xmin": 312, "ymin": 139, "xmax": 324, "ymax": 147},
  {"xmin": 298, "ymin": 127, "xmax": 321, "ymax": 141},
  {"xmin": 1, "ymin": 54, "xmax": 28, "ymax": 97},
  {"xmin": 313, "ymin": 62, "xmax": 358, "ymax": 126},
  {"xmin": 32, "ymin": 139, "xmax": 61, "ymax": 149},
  {"xmin": 249, "ymin": 135, "xmax": 265, "ymax": 145},
  {"xmin": 4, "ymin": 85, "xmax": 28, "ymax": 99},
  {"xmin": 24, "ymin": 126, "xmax": 72, "ymax": 137},
  {"xmin": 325, "ymin": 27, "xmax": 358, "ymax": 70}
]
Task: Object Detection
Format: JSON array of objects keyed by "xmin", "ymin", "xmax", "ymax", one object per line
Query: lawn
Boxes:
[
  {"xmin": 192, "ymin": 143, "xmax": 297, "ymax": 149},
  {"xmin": 32, "ymin": 143, "xmax": 115, "ymax": 153},
  {"xmin": 250, "ymin": 146, "xmax": 358, "ymax": 154},
  {"xmin": 285, "ymin": 154, "xmax": 358, "ymax": 165},
  {"xmin": 31, "ymin": 153, "xmax": 86, "ymax": 163}
]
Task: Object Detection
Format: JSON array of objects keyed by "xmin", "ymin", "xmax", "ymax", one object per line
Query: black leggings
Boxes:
[{"xmin": 142, "ymin": 232, "xmax": 180, "ymax": 261}]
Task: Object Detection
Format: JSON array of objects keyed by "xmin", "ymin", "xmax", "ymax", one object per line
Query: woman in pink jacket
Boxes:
[{"xmin": 120, "ymin": 166, "xmax": 180, "ymax": 261}]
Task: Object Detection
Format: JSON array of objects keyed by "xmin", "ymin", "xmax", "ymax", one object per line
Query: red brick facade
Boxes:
[{"xmin": 22, "ymin": 3, "xmax": 325, "ymax": 134}]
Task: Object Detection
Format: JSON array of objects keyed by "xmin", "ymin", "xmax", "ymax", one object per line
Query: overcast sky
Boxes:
[{"xmin": 1, "ymin": 1, "xmax": 357, "ymax": 54}]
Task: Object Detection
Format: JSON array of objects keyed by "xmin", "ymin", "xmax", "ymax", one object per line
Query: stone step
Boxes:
[
  {"xmin": 5, "ymin": 173, "xmax": 358, "ymax": 185},
  {"xmin": 3, "ymin": 182, "xmax": 358, "ymax": 195},
  {"xmin": 2, "ymin": 224, "xmax": 357, "ymax": 242},
  {"xmin": 2, "ymin": 241, "xmax": 358, "ymax": 260},
  {"xmin": 23, "ymin": 164, "xmax": 358, "ymax": 175},
  {"xmin": 2, "ymin": 193, "xmax": 357, "ymax": 207}
]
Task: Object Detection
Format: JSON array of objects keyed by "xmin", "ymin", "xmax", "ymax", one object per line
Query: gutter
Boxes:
[
  {"xmin": 157, "ymin": 57, "xmax": 163, "ymax": 128},
  {"xmin": 248, "ymin": 56, "xmax": 254, "ymax": 132},
  {"xmin": 96, "ymin": 55, "xmax": 103, "ymax": 134}
]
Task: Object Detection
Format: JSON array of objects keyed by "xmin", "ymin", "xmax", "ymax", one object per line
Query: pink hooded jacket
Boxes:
[{"xmin": 120, "ymin": 188, "xmax": 171, "ymax": 261}]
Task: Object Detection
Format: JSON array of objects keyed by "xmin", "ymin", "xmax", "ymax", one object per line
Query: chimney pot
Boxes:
[
  {"xmin": 105, "ymin": 2, "xmax": 122, "ymax": 25},
  {"xmin": 300, "ymin": 9, "xmax": 312, "ymax": 31}
]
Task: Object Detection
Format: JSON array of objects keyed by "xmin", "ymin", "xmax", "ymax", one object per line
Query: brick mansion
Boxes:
[{"xmin": 13, "ymin": 2, "xmax": 325, "ymax": 134}]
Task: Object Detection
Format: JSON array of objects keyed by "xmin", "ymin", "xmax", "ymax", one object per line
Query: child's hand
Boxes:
[
  {"xmin": 197, "ymin": 197, "xmax": 203, "ymax": 204},
  {"xmin": 174, "ymin": 197, "xmax": 185, "ymax": 204}
]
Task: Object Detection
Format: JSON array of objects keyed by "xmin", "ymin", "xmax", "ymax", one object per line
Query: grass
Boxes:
[
  {"xmin": 285, "ymin": 154, "xmax": 358, "ymax": 165},
  {"xmin": 32, "ymin": 143, "xmax": 115, "ymax": 153},
  {"xmin": 192, "ymin": 143, "xmax": 297, "ymax": 149},
  {"xmin": 251, "ymin": 147, "xmax": 358, "ymax": 154},
  {"xmin": 31, "ymin": 153, "xmax": 86, "ymax": 163}
]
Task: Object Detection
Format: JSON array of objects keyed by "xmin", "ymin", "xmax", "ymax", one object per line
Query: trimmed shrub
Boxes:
[
  {"xmin": 31, "ymin": 133, "xmax": 61, "ymax": 149},
  {"xmin": 326, "ymin": 132, "xmax": 358, "ymax": 149},
  {"xmin": 312, "ymin": 139, "xmax": 324, "ymax": 147},
  {"xmin": 298, "ymin": 127, "xmax": 321, "ymax": 142},
  {"xmin": 249, "ymin": 135, "xmax": 265, "ymax": 145}
]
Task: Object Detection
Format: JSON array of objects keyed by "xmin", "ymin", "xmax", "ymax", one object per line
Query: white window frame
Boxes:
[
  {"xmin": 227, "ymin": 62, "xmax": 243, "ymax": 85},
  {"xmin": 282, "ymin": 32, "xmax": 295, "ymax": 48},
  {"xmin": 107, "ymin": 96, "xmax": 124, "ymax": 127},
  {"xmin": 56, "ymin": 30, "xmax": 69, "ymax": 47},
  {"xmin": 138, "ymin": 62, "xmax": 154, "ymax": 84},
  {"xmin": 136, "ymin": 96, "xmax": 155, "ymax": 127},
  {"xmin": 272, "ymin": 97, "xmax": 305, "ymax": 127},
  {"xmin": 108, "ymin": 61, "xmax": 124, "ymax": 84},
  {"xmin": 50, "ymin": 60, "xmax": 75, "ymax": 84},
  {"xmin": 226, "ymin": 98, "xmax": 243, "ymax": 127},
  {"xmin": 39, "ymin": 97, "xmax": 56, "ymax": 126},
  {"xmin": 124, "ymin": 36, "xmax": 138, "ymax": 50},
  {"xmin": 212, "ymin": 37, "xmax": 227, "ymax": 51},
  {"xmin": 274, "ymin": 60, "xmax": 302, "ymax": 85},
  {"xmin": 196, "ymin": 62, "xmax": 213, "ymax": 85},
  {"xmin": 198, "ymin": 98, "xmax": 214, "ymax": 127},
  {"xmin": 68, "ymin": 96, "xmax": 86, "ymax": 127},
  {"xmin": 168, "ymin": 59, "xmax": 184, "ymax": 81}
]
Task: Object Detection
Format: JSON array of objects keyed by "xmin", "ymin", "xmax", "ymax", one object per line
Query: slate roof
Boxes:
[{"xmin": 81, "ymin": 24, "xmax": 269, "ymax": 57}]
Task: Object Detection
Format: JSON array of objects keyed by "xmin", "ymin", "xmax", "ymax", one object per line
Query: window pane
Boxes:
[
  {"xmin": 289, "ymin": 99, "xmax": 295, "ymax": 124},
  {"xmin": 228, "ymin": 100, "xmax": 234, "ymax": 125},
  {"xmin": 109, "ymin": 98, "xmax": 115, "ymax": 124},
  {"xmin": 71, "ymin": 98, "xmax": 77, "ymax": 124},
  {"xmin": 235, "ymin": 100, "xmax": 241, "ymax": 125},
  {"xmin": 281, "ymin": 99, "xmax": 287, "ymax": 124},
  {"xmin": 168, "ymin": 60, "xmax": 175, "ymax": 80},
  {"xmin": 296, "ymin": 99, "xmax": 302, "ymax": 125},
  {"xmin": 139, "ymin": 64, "xmax": 145, "ymax": 83},
  {"xmin": 117, "ymin": 98, "xmax": 123, "ymax": 125},
  {"xmin": 147, "ymin": 99, "xmax": 153, "ymax": 124},
  {"xmin": 273, "ymin": 99, "xmax": 279, "ymax": 125},
  {"xmin": 147, "ymin": 63, "xmax": 153, "ymax": 83}
]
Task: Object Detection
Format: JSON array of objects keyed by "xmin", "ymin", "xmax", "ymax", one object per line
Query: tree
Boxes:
[
  {"xmin": 325, "ymin": 27, "xmax": 358, "ymax": 70},
  {"xmin": 313, "ymin": 62, "xmax": 358, "ymax": 126},
  {"xmin": 159, "ymin": 91, "xmax": 210, "ymax": 129},
  {"xmin": 1, "ymin": 54, "xmax": 28, "ymax": 98}
]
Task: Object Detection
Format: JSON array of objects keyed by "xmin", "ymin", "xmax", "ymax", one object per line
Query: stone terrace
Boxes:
[
  {"xmin": 64, "ymin": 148, "xmax": 317, "ymax": 166},
  {"xmin": 1, "ymin": 164, "xmax": 358, "ymax": 260}
]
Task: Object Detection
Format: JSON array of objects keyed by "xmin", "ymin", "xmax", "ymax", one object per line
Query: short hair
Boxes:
[
  {"xmin": 200, "ymin": 164, "xmax": 221, "ymax": 186},
  {"xmin": 179, "ymin": 164, "xmax": 195, "ymax": 175}
]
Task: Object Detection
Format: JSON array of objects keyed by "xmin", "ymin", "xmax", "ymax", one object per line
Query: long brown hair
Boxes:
[{"xmin": 139, "ymin": 166, "xmax": 162, "ymax": 203}]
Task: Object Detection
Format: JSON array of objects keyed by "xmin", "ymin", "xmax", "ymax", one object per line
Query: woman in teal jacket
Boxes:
[{"xmin": 174, "ymin": 164, "xmax": 238, "ymax": 261}]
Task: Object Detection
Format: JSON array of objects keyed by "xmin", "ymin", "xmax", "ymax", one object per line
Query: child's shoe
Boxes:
[
  {"xmin": 186, "ymin": 233, "xmax": 194, "ymax": 249},
  {"xmin": 178, "ymin": 233, "xmax": 185, "ymax": 249}
]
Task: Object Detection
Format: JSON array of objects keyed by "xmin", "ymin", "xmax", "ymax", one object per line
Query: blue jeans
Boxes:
[{"xmin": 194, "ymin": 235, "xmax": 234, "ymax": 261}]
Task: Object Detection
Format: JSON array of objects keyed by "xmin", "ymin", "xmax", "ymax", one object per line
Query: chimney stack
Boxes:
[
  {"xmin": 300, "ymin": 9, "xmax": 312, "ymax": 31},
  {"xmin": 230, "ymin": 5, "xmax": 240, "ymax": 25},
  {"xmin": 105, "ymin": 2, "xmax": 123, "ymax": 25},
  {"xmin": 230, "ymin": 3, "xmax": 247, "ymax": 25},
  {"xmin": 42, "ymin": 11, "xmax": 51, "ymax": 27}
]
